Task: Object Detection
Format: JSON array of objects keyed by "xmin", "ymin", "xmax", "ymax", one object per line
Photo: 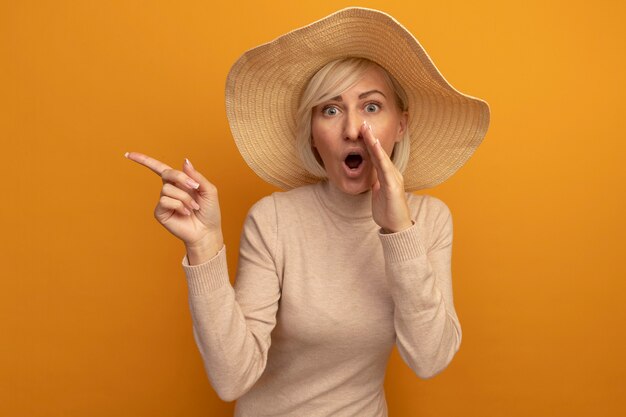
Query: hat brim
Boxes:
[{"xmin": 225, "ymin": 7, "xmax": 490, "ymax": 191}]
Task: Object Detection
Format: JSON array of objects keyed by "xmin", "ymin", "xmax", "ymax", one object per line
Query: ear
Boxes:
[{"xmin": 395, "ymin": 111, "xmax": 408, "ymax": 143}]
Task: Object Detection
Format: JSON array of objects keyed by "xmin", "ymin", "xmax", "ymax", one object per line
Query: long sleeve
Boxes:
[
  {"xmin": 182, "ymin": 196, "xmax": 280, "ymax": 401},
  {"xmin": 378, "ymin": 195, "xmax": 461, "ymax": 379},
  {"xmin": 178, "ymin": 183, "xmax": 462, "ymax": 415}
]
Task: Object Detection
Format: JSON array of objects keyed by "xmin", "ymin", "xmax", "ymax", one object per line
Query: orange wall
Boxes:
[{"xmin": 1, "ymin": 1, "xmax": 625, "ymax": 416}]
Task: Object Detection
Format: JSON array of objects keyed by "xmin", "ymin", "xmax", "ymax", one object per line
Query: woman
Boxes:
[{"xmin": 126, "ymin": 7, "xmax": 489, "ymax": 416}]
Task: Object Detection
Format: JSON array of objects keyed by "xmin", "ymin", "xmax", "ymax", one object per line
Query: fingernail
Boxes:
[
  {"xmin": 124, "ymin": 152, "xmax": 129, "ymax": 158},
  {"xmin": 186, "ymin": 179, "xmax": 200, "ymax": 189},
  {"xmin": 183, "ymin": 207, "xmax": 192, "ymax": 216},
  {"xmin": 191, "ymin": 201, "xmax": 201, "ymax": 210},
  {"xmin": 185, "ymin": 157, "xmax": 194, "ymax": 169},
  {"xmin": 373, "ymin": 138, "xmax": 379, "ymax": 146}
]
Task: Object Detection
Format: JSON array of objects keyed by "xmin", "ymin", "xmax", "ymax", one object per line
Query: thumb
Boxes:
[
  {"xmin": 371, "ymin": 179, "xmax": 381, "ymax": 194},
  {"xmin": 370, "ymin": 164, "xmax": 380, "ymax": 189},
  {"xmin": 183, "ymin": 157, "xmax": 197, "ymax": 173},
  {"xmin": 182, "ymin": 158, "xmax": 214, "ymax": 193}
]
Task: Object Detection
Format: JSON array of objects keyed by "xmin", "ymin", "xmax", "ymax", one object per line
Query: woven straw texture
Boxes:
[{"xmin": 225, "ymin": 7, "xmax": 490, "ymax": 191}]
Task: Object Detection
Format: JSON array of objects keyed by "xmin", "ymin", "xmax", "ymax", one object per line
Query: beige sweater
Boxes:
[{"xmin": 181, "ymin": 180, "xmax": 461, "ymax": 416}]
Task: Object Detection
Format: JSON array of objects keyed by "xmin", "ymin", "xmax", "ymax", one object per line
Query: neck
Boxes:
[{"xmin": 314, "ymin": 180, "xmax": 373, "ymax": 220}]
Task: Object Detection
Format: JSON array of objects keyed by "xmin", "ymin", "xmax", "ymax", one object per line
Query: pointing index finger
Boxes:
[{"xmin": 125, "ymin": 151, "xmax": 173, "ymax": 176}]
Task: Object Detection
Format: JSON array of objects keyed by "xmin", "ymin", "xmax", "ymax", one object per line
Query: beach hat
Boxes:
[{"xmin": 225, "ymin": 7, "xmax": 490, "ymax": 191}]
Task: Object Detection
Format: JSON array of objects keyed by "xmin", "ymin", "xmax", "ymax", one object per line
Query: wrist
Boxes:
[
  {"xmin": 185, "ymin": 234, "xmax": 224, "ymax": 265},
  {"xmin": 381, "ymin": 220, "xmax": 414, "ymax": 234}
]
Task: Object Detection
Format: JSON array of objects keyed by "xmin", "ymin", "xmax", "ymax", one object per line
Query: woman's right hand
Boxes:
[{"xmin": 125, "ymin": 152, "xmax": 224, "ymax": 262}]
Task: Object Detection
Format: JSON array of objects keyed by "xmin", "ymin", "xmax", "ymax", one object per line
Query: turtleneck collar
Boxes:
[{"xmin": 313, "ymin": 180, "xmax": 373, "ymax": 221}]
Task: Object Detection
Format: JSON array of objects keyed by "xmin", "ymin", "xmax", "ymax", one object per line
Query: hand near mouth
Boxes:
[{"xmin": 362, "ymin": 122, "xmax": 413, "ymax": 234}]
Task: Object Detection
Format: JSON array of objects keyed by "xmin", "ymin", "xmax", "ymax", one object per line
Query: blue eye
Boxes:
[
  {"xmin": 322, "ymin": 106, "xmax": 339, "ymax": 116},
  {"xmin": 365, "ymin": 103, "xmax": 380, "ymax": 113}
]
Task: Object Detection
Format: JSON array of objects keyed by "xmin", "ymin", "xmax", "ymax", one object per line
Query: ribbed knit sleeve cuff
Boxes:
[
  {"xmin": 181, "ymin": 245, "xmax": 230, "ymax": 295},
  {"xmin": 378, "ymin": 222, "xmax": 426, "ymax": 263}
]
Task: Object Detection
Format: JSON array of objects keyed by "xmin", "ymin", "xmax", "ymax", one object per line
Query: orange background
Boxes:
[{"xmin": 2, "ymin": 0, "xmax": 625, "ymax": 416}]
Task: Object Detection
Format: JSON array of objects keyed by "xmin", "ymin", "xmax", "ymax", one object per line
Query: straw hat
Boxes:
[{"xmin": 225, "ymin": 7, "xmax": 490, "ymax": 191}]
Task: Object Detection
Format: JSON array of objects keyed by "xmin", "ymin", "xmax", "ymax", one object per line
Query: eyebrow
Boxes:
[{"xmin": 328, "ymin": 89, "xmax": 387, "ymax": 101}]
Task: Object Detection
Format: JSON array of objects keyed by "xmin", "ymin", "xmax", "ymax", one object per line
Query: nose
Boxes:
[{"xmin": 343, "ymin": 110, "xmax": 363, "ymax": 142}]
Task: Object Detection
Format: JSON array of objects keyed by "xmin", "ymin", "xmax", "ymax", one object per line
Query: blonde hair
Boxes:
[{"xmin": 295, "ymin": 57, "xmax": 410, "ymax": 178}]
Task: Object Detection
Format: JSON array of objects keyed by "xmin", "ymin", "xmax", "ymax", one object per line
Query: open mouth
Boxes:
[{"xmin": 344, "ymin": 153, "xmax": 364, "ymax": 170}]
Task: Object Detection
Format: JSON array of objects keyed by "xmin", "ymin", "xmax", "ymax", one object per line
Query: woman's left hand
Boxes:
[{"xmin": 362, "ymin": 122, "xmax": 413, "ymax": 234}]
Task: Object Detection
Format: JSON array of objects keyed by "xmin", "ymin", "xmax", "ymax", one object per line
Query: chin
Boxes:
[{"xmin": 332, "ymin": 177, "xmax": 371, "ymax": 195}]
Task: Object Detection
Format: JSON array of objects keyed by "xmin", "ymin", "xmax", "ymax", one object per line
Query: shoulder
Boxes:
[
  {"xmin": 247, "ymin": 183, "xmax": 318, "ymax": 221},
  {"xmin": 406, "ymin": 193, "xmax": 453, "ymax": 248},
  {"xmin": 406, "ymin": 193, "xmax": 452, "ymax": 223},
  {"xmin": 257, "ymin": 183, "xmax": 319, "ymax": 214},
  {"xmin": 248, "ymin": 194, "xmax": 276, "ymax": 218},
  {"xmin": 271, "ymin": 183, "xmax": 318, "ymax": 204}
]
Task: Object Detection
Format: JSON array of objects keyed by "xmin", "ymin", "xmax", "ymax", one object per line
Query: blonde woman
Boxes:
[{"xmin": 127, "ymin": 7, "xmax": 489, "ymax": 416}]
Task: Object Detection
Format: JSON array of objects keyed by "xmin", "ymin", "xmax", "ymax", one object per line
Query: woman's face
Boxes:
[{"xmin": 311, "ymin": 65, "xmax": 408, "ymax": 195}]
